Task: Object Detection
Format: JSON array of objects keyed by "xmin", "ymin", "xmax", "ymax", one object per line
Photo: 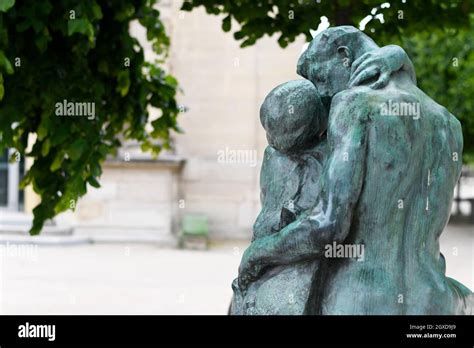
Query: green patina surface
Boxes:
[{"xmin": 231, "ymin": 26, "xmax": 473, "ymax": 315}]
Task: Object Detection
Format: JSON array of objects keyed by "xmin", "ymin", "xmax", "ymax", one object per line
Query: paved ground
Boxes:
[
  {"xmin": 0, "ymin": 224, "xmax": 472, "ymax": 314},
  {"xmin": 0, "ymin": 240, "xmax": 248, "ymax": 315},
  {"xmin": 439, "ymin": 223, "xmax": 474, "ymax": 291}
]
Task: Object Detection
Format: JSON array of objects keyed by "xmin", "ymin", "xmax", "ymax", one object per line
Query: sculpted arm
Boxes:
[
  {"xmin": 239, "ymin": 93, "xmax": 369, "ymax": 287},
  {"xmin": 251, "ymin": 146, "xmax": 276, "ymax": 241}
]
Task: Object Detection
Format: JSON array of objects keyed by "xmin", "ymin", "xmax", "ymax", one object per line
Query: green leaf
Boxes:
[
  {"xmin": 165, "ymin": 75, "xmax": 178, "ymax": 87},
  {"xmin": 67, "ymin": 18, "xmax": 94, "ymax": 41},
  {"xmin": 50, "ymin": 125, "xmax": 69, "ymax": 146},
  {"xmin": 222, "ymin": 15, "xmax": 231, "ymax": 32},
  {"xmin": 92, "ymin": 2, "xmax": 103, "ymax": 19},
  {"xmin": 88, "ymin": 176, "xmax": 101, "ymax": 188},
  {"xmin": 41, "ymin": 139, "xmax": 50, "ymax": 156},
  {"xmin": 37, "ymin": 119, "xmax": 49, "ymax": 141},
  {"xmin": 90, "ymin": 163, "xmax": 102, "ymax": 177},
  {"xmin": 50, "ymin": 152, "xmax": 64, "ymax": 172},
  {"xmin": 0, "ymin": 0, "xmax": 14, "ymax": 12},
  {"xmin": 117, "ymin": 70, "xmax": 130, "ymax": 96},
  {"xmin": 55, "ymin": 193, "xmax": 74, "ymax": 214},
  {"xmin": 66, "ymin": 139, "xmax": 87, "ymax": 160},
  {"xmin": 0, "ymin": 51, "xmax": 14, "ymax": 74}
]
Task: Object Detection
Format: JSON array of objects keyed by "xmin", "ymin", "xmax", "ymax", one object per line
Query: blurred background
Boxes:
[{"xmin": 0, "ymin": 0, "xmax": 473, "ymax": 314}]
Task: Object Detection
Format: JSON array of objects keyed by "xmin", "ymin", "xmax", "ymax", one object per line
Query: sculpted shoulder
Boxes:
[
  {"xmin": 329, "ymin": 86, "xmax": 380, "ymax": 123},
  {"xmin": 442, "ymin": 106, "xmax": 463, "ymax": 152}
]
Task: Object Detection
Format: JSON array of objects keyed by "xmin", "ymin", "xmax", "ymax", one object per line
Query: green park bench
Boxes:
[{"xmin": 179, "ymin": 214, "xmax": 209, "ymax": 249}]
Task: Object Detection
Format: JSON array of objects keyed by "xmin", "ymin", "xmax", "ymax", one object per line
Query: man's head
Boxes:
[
  {"xmin": 260, "ymin": 79, "xmax": 327, "ymax": 154},
  {"xmin": 297, "ymin": 26, "xmax": 378, "ymax": 103}
]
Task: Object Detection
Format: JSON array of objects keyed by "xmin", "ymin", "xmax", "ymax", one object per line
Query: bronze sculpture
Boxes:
[{"xmin": 231, "ymin": 26, "xmax": 473, "ymax": 315}]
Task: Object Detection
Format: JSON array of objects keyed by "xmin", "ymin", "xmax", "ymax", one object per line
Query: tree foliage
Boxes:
[
  {"xmin": 0, "ymin": 0, "xmax": 180, "ymax": 234},
  {"xmin": 384, "ymin": 24, "xmax": 474, "ymax": 164},
  {"xmin": 183, "ymin": 0, "xmax": 474, "ymax": 163},
  {"xmin": 182, "ymin": 0, "xmax": 472, "ymax": 47}
]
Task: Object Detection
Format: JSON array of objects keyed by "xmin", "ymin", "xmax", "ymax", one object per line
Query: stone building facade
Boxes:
[{"xmin": 1, "ymin": 1, "xmax": 305, "ymax": 242}]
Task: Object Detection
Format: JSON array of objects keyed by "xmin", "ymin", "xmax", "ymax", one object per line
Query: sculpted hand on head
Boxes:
[{"xmin": 349, "ymin": 44, "xmax": 417, "ymax": 88}]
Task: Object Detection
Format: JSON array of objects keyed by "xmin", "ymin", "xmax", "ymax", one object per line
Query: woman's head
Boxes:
[{"xmin": 260, "ymin": 79, "xmax": 328, "ymax": 154}]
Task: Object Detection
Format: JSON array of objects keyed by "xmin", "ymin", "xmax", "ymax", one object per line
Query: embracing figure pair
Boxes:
[{"xmin": 231, "ymin": 26, "xmax": 473, "ymax": 315}]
